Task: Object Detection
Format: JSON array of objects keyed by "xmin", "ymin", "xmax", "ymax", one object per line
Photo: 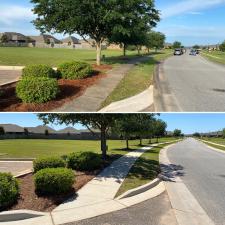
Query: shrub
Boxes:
[
  {"xmin": 33, "ymin": 157, "xmax": 66, "ymax": 173},
  {"xmin": 16, "ymin": 77, "xmax": 59, "ymax": 103},
  {"xmin": 34, "ymin": 168, "xmax": 75, "ymax": 195},
  {"xmin": 67, "ymin": 152, "xmax": 102, "ymax": 171},
  {"xmin": 58, "ymin": 61, "xmax": 93, "ymax": 80},
  {"xmin": 0, "ymin": 173, "xmax": 19, "ymax": 210},
  {"xmin": 22, "ymin": 65, "xmax": 57, "ymax": 79}
]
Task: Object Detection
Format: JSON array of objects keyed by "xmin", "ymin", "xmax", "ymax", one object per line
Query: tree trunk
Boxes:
[
  {"xmin": 123, "ymin": 44, "xmax": 126, "ymax": 56},
  {"xmin": 96, "ymin": 41, "xmax": 102, "ymax": 66},
  {"xmin": 140, "ymin": 138, "xmax": 142, "ymax": 146},
  {"xmin": 156, "ymin": 137, "xmax": 159, "ymax": 143},
  {"xmin": 149, "ymin": 138, "xmax": 152, "ymax": 144},
  {"xmin": 137, "ymin": 47, "xmax": 140, "ymax": 55},
  {"xmin": 101, "ymin": 127, "xmax": 107, "ymax": 160},
  {"xmin": 126, "ymin": 138, "xmax": 129, "ymax": 149}
]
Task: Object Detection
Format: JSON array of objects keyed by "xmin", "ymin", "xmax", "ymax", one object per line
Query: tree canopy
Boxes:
[
  {"xmin": 145, "ymin": 31, "xmax": 165, "ymax": 52},
  {"xmin": 31, "ymin": 0, "xmax": 160, "ymax": 64},
  {"xmin": 220, "ymin": 41, "xmax": 225, "ymax": 52},
  {"xmin": 173, "ymin": 41, "xmax": 182, "ymax": 49},
  {"xmin": 173, "ymin": 129, "xmax": 182, "ymax": 137}
]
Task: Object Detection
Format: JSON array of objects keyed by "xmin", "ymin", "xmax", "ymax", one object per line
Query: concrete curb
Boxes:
[
  {"xmin": 159, "ymin": 141, "xmax": 214, "ymax": 225},
  {"xmin": 0, "ymin": 66, "xmax": 57, "ymax": 71},
  {"xmin": 198, "ymin": 139, "xmax": 225, "ymax": 155},
  {"xmin": 0, "ymin": 158, "xmax": 35, "ymax": 161},
  {"xmin": 14, "ymin": 169, "xmax": 33, "ymax": 178},
  {"xmin": 99, "ymin": 86, "xmax": 154, "ymax": 112}
]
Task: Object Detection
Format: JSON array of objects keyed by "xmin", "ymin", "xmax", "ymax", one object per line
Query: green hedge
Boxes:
[
  {"xmin": 33, "ymin": 157, "xmax": 66, "ymax": 173},
  {"xmin": 34, "ymin": 168, "xmax": 75, "ymax": 195},
  {"xmin": 16, "ymin": 77, "xmax": 59, "ymax": 103},
  {"xmin": 58, "ymin": 61, "xmax": 93, "ymax": 80},
  {"xmin": 0, "ymin": 173, "xmax": 19, "ymax": 210},
  {"xmin": 22, "ymin": 65, "xmax": 57, "ymax": 78},
  {"xmin": 67, "ymin": 152, "xmax": 102, "ymax": 171}
]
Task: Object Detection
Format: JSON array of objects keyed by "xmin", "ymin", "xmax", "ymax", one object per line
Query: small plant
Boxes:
[
  {"xmin": 33, "ymin": 156, "xmax": 66, "ymax": 173},
  {"xmin": 58, "ymin": 61, "xmax": 93, "ymax": 80},
  {"xmin": 34, "ymin": 168, "xmax": 75, "ymax": 195},
  {"xmin": 22, "ymin": 65, "xmax": 57, "ymax": 79},
  {"xmin": 16, "ymin": 77, "xmax": 59, "ymax": 103},
  {"xmin": 67, "ymin": 152, "xmax": 102, "ymax": 171},
  {"xmin": 0, "ymin": 173, "xmax": 19, "ymax": 210}
]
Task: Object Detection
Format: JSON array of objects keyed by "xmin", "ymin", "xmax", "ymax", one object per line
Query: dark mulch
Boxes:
[
  {"xmin": 0, "ymin": 64, "xmax": 112, "ymax": 112},
  {"xmin": 10, "ymin": 171, "xmax": 97, "ymax": 212}
]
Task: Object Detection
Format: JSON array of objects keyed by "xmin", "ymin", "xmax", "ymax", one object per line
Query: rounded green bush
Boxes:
[
  {"xmin": 22, "ymin": 64, "xmax": 57, "ymax": 78},
  {"xmin": 67, "ymin": 152, "xmax": 102, "ymax": 171},
  {"xmin": 33, "ymin": 157, "xmax": 66, "ymax": 173},
  {"xmin": 58, "ymin": 61, "xmax": 93, "ymax": 80},
  {"xmin": 34, "ymin": 168, "xmax": 75, "ymax": 195},
  {"xmin": 0, "ymin": 173, "xmax": 19, "ymax": 210},
  {"xmin": 16, "ymin": 77, "xmax": 59, "ymax": 103}
]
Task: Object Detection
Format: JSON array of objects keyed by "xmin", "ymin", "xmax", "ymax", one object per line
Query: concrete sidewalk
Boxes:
[
  {"xmin": 0, "ymin": 70, "xmax": 21, "ymax": 86},
  {"xmin": 54, "ymin": 56, "xmax": 151, "ymax": 112}
]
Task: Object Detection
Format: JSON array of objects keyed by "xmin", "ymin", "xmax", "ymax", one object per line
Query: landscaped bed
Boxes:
[{"xmin": 0, "ymin": 64, "xmax": 111, "ymax": 112}]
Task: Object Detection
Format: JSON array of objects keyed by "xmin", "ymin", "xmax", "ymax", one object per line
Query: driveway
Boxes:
[
  {"xmin": 154, "ymin": 52, "xmax": 225, "ymax": 112},
  {"xmin": 0, "ymin": 70, "xmax": 21, "ymax": 86},
  {"xmin": 0, "ymin": 161, "xmax": 33, "ymax": 176},
  {"xmin": 167, "ymin": 138, "xmax": 225, "ymax": 225}
]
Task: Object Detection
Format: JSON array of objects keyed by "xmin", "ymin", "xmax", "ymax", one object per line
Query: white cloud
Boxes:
[
  {"xmin": 161, "ymin": 0, "xmax": 225, "ymax": 18},
  {"xmin": 0, "ymin": 5, "xmax": 35, "ymax": 25}
]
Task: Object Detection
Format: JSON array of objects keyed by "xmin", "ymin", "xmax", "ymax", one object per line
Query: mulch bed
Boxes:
[
  {"xmin": 0, "ymin": 64, "xmax": 112, "ymax": 112},
  {"xmin": 10, "ymin": 171, "xmax": 97, "ymax": 212}
]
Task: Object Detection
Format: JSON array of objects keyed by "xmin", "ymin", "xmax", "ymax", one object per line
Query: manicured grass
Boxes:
[
  {"xmin": 202, "ymin": 51, "xmax": 225, "ymax": 65},
  {"xmin": 201, "ymin": 138, "xmax": 225, "ymax": 151},
  {"xmin": 0, "ymin": 137, "xmax": 176, "ymax": 159},
  {"xmin": 116, "ymin": 141, "xmax": 178, "ymax": 197},
  {"xmin": 0, "ymin": 47, "xmax": 142, "ymax": 67},
  {"xmin": 101, "ymin": 50, "xmax": 173, "ymax": 108}
]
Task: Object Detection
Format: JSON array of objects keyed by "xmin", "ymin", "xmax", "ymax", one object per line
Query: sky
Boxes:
[
  {"xmin": 0, "ymin": 0, "xmax": 225, "ymax": 46},
  {"xmin": 0, "ymin": 113, "xmax": 225, "ymax": 134}
]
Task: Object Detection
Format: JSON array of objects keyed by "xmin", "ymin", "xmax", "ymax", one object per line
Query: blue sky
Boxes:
[
  {"xmin": 0, "ymin": 113, "xmax": 225, "ymax": 134},
  {"xmin": 1, "ymin": 0, "xmax": 225, "ymax": 46}
]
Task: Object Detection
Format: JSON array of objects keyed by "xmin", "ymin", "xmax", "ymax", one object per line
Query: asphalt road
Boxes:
[
  {"xmin": 155, "ymin": 52, "xmax": 225, "ymax": 112},
  {"xmin": 65, "ymin": 192, "xmax": 177, "ymax": 225},
  {"xmin": 167, "ymin": 138, "xmax": 225, "ymax": 225}
]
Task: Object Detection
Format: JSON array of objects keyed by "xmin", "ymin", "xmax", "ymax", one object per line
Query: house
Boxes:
[
  {"xmin": 79, "ymin": 39, "xmax": 107, "ymax": 50},
  {"xmin": 0, "ymin": 124, "xmax": 25, "ymax": 134},
  {"xmin": 107, "ymin": 43, "xmax": 122, "ymax": 50},
  {"xmin": 29, "ymin": 34, "xmax": 61, "ymax": 47},
  {"xmin": 26, "ymin": 125, "xmax": 56, "ymax": 134},
  {"xmin": 61, "ymin": 36, "xmax": 80, "ymax": 45},
  {"xmin": 0, "ymin": 32, "xmax": 29, "ymax": 43}
]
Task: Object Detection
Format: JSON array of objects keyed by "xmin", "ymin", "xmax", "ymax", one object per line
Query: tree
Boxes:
[
  {"xmin": 145, "ymin": 31, "xmax": 166, "ymax": 52},
  {"xmin": 45, "ymin": 129, "xmax": 49, "ymax": 136},
  {"xmin": 31, "ymin": 0, "xmax": 160, "ymax": 65},
  {"xmin": 193, "ymin": 132, "xmax": 201, "ymax": 138},
  {"xmin": 222, "ymin": 128, "xmax": 225, "ymax": 138},
  {"xmin": 173, "ymin": 129, "xmax": 182, "ymax": 137},
  {"xmin": 38, "ymin": 114, "xmax": 119, "ymax": 160},
  {"xmin": 220, "ymin": 41, "xmax": 225, "ymax": 52},
  {"xmin": 0, "ymin": 34, "xmax": 8, "ymax": 43},
  {"xmin": 24, "ymin": 128, "xmax": 29, "ymax": 136},
  {"xmin": 173, "ymin": 41, "xmax": 182, "ymax": 49},
  {"xmin": 0, "ymin": 126, "xmax": 5, "ymax": 135},
  {"xmin": 193, "ymin": 45, "xmax": 200, "ymax": 49},
  {"xmin": 153, "ymin": 119, "xmax": 167, "ymax": 142}
]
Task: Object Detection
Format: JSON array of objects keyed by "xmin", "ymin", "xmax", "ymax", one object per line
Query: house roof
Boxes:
[
  {"xmin": 29, "ymin": 34, "xmax": 61, "ymax": 44},
  {"xmin": 0, "ymin": 124, "xmax": 25, "ymax": 133},
  {"xmin": 61, "ymin": 36, "xmax": 80, "ymax": 44},
  {"xmin": 0, "ymin": 32, "xmax": 28, "ymax": 41},
  {"xmin": 26, "ymin": 125, "xmax": 56, "ymax": 134}
]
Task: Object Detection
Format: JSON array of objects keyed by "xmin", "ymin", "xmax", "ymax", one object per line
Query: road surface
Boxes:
[
  {"xmin": 154, "ymin": 52, "xmax": 225, "ymax": 112},
  {"xmin": 65, "ymin": 192, "xmax": 177, "ymax": 225},
  {"xmin": 167, "ymin": 138, "xmax": 225, "ymax": 225}
]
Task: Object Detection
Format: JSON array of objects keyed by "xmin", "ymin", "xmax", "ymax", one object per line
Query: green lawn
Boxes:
[
  {"xmin": 101, "ymin": 50, "xmax": 173, "ymax": 108},
  {"xmin": 201, "ymin": 137, "xmax": 225, "ymax": 151},
  {"xmin": 0, "ymin": 47, "xmax": 143, "ymax": 67},
  {"xmin": 0, "ymin": 137, "xmax": 177, "ymax": 159},
  {"xmin": 202, "ymin": 51, "xmax": 225, "ymax": 65},
  {"xmin": 116, "ymin": 140, "xmax": 179, "ymax": 197}
]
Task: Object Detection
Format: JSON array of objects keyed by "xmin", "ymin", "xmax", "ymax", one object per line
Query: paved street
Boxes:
[
  {"xmin": 154, "ymin": 52, "xmax": 225, "ymax": 112},
  {"xmin": 0, "ymin": 161, "xmax": 33, "ymax": 176},
  {"xmin": 0, "ymin": 70, "xmax": 21, "ymax": 86},
  {"xmin": 65, "ymin": 192, "xmax": 177, "ymax": 225},
  {"xmin": 167, "ymin": 138, "xmax": 225, "ymax": 225}
]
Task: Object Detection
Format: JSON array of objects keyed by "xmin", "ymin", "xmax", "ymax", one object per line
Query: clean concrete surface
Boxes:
[
  {"xmin": 154, "ymin": 52, "xmax": 225, "ymax": 112},
  {"xmin": 100, "ymin": 86, "xmax": 154, "ymax": 112},
  {"xmin": 65, "ymin": 192, "xmax": 178, "ymax": 225},
  {"xmin": 165, "ymin": 138, "xmax": 225, "ymax": 225},
  {"xmin": 0, "ymin": 70, "xmax": 21, "ymax": 86},
  {"xmin": 0, "ymin": 161, "xmax": 33, "ymax": 176},
  {"xmin": 55, "ymin": 56, "xmax": 151, "ymax": 112}
]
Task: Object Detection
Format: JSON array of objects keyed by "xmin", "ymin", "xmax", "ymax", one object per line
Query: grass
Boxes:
[
  {"xmin": 101, "ymin": 49, "xmax": 173, "ymax": 108},
  {"xmin": 0, "ymin": 137, "xmax": 177, "ymax": 159},
  {"xmin": 116, "ymin": 141, "xmax": 179, "ymax": 197},
  {"xmin": 0, "ymin": 47, "xmax": 144, "ymax": 67},
  {"xmin": 200, "ymin": 137, "xmax": 225, "ymax": 151},
  {"xmin": 201, "ymin": 51, "xmax": 225, "ymax": 65}
]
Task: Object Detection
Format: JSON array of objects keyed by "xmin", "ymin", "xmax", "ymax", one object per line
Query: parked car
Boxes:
[
  {"xmin": 189, "ymin": 49, "xmax": 197, "ymax": 56},
  {"xmin": 174, "ymin": 49, "xmax": 183, "ymax": 56}
]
